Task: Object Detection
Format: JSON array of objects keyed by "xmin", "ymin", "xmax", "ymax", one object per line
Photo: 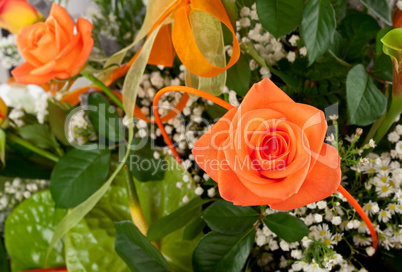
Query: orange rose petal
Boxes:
[
  {"xmin": 30, "ymin": 32, "xmax": 58, "ymax": 63},
  {"xmin": 30, "ymin": 60, "xmax": 56, "ymax": 76},
  {"xmin": 192, "ymin": 108, "xmax": 237, "ymax": 181},
  {"xmin": 237, "ymin": 79, "xmax": 294, "ymax": 113},
  {"xmin": 48, "ymin": 3, "xmax": 74, "ymax": 39},
  {"xmin": 266, "ymin": 102, "xmax": 327, "ymax": 171},
  {"xmin": 217, "ymin": 149, "xmax": 283, "ymax": 206},
  {"xmin": 55, "ymin": 34, "xmax": 80, "ymax": 60},
  {"xmin": 67, "ymin": 18, "xmax": 93, "ymax": 73},
  {"xmin": 269, "ymin": 144, "xmax": 341, "ymax": 210},
  {"xmin": 11, "ymin": 62, "xmax": 56, "ymax": 85}
]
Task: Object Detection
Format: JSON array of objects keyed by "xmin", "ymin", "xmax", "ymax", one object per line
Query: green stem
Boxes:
[
  {"xmin": 82, "ymin": 73, "xmax": 125, "ymax": 110},
  {"xmin": 7, "ymin": 133, "xmax": 59, "ymax": 162},
  {"xmin": 363, "ymin": 112, "xmax": 386, "ymax": 145},
  {"xmin": 373, "ymin": 96, "xmax": 402, "ymax": 145}
]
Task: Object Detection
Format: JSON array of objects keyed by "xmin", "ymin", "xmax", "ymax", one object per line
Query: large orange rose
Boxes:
[
  {"xmin": 11, "ymin": 3, "xmax": 93, "ymax": 85},
  {"xmin": 192, "ymin": 79, "xmax": 341, "ymax": 210},
  {"xmin": 0, "ymin": 0, "xmax": 41, "ymax": 34}
]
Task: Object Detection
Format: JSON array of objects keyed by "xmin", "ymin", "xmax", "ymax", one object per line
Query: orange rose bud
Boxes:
[
  {"xmin": 0, "ymin": 97, "xmax": 7, "ymax": 125},
  {"xmin": 0, "ymin": 0, "xmax": 42, "ymax": 34},
  {"xmin": 11, "ymin": 3, "xmax": 93, "ymax": 85},
  {"xmin": 192, "ymin": 79, "xmax": 341, "ymax": 210}
]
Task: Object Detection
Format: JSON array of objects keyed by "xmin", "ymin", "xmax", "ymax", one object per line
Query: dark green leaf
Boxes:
[
  {"xmin": 346, "ymin": 64, "xmax": 387, "ymax": 125},
  {"xmin": 373, "ymin": 53, "xmax": 393, "ymax": 82},
  {"xmin": 126, "ymin": 138, "xmax": 165, "ymax": 181},
  {"xmin": 0, "ymin": 153, "xmax": 52, "ymax": 179},
  {"xmin": 65, "ymin": 170, "xmax": 131, "ymax": 272},
  {"xmin": 257, "ymin": 0, "xmax": 304, "ymax": 39},
  {"xmin": 87, "ymin": 92, "xmax": 124, "ymax": 142},
  {"xmin": 221, "ymin": 0, "xmax": 237, "ymax": 31},
  {"xmin": 48, "ymin": 100, "xmax": 70, "ymax": 146},
  {"xmin": 202, "ymin": 200, "xmax": 259, "ymax": 235},
  {"xmin": 301, "ymin": 0, "xmax": 336, "ymax": 65},
  {"xmin": 338, "ymin": 12, "xmax": 379, "ymax": 62},
  {"xmin": 0, "ymin": 239, "xmax": 9, "ymax": 272},
  {"xmin": 50, "ymin": 147, "xmax": 111, "ymax": 208},
  {"xmin": 115, "ymin": 221, "xmax": 171, "ymax": 272},
  {"xmin": 147, "ymin": 198, "xmax": 209, "ymax": 241},
  {"xmin": 263, "ymin": 212, "xmax": 309, "ymax": 242},
  {"xmin": 183, "ymin": 216, "xmax": 206, "ymax": 241},
  {"xmin": 193, "ymin": 229, "xmax": 255, "ymax": 272},
  {"xmin": 226, "ymin": 54, "xmax": 251, "ymax": 96},
  {"xmin": 330, "ymin": 0, "xmax": 347, "ymax": 22},
  {"xmin": 360, "ymin": 0, "xmax": 391, "ymax": 25},
  {"xmin": 4, "ymin": 191, "xmax": 66, "ymax": 272},
  {"xmin": 19, "ymin": 124, "xmax": 60, "ymax": 151}
]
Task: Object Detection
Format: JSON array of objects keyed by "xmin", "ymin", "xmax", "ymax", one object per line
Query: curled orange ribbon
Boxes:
[{"xmin": 152, "ymin": 85, "xmax": 378, "ymax": 252}]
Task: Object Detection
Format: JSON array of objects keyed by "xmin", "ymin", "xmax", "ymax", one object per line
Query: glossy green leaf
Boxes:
[
  {"xmin": 183, "ymin": 216, "xmax": 206, "ymax": 241},
  {"xmin": 134, "ymin": 156, "xmax": 200, "ymax": 271},
  {"xmin": 50, "ymin": 147, "xmax": 111, "ymax": 208},
  {"xmin": 87, "ymin": 93, "xmax": 124, "ymax": 142},
  {"xmin": 192, "ymin": 229, "xmax": 256, "ymax": 272},
  {"xmin": 202, "ymin": 200, "xmax": 259, "ymax": 235},
  {"xmin": 19, "ymin": 124, "xmax": 60, "ymax": 151},
  {"xmin": 115, "ymin": 221, "xmax": 171, "ymax": 272},
  {"xmin": 360, "ymin": 0, "xmax": 391, "ymax": 25},
  {"xmin": 301, "ymin": 0, "xmax": 336, "ymax": 65},
  {"xmin": 126, "ymin": 138, "xmax": 165, "ymax": 181},
  {"xmin": 338, "ymin": 12, "xmax": 379, "ymax": 62},
  {"xmin": 263, "ymin": 212, "xmax": 309, "ymax": 242},
  {"xmin": 48, "ymin": 100, "xmax": 70, "ymax": 146},
  {"xmin": 46, "ymin": 135, "xmax": 134, "ymax": 265},
  {"xmin": 65, "ymin": 170, "xmax": 131, "ymax": 272},
  {"xmin": 346, "ymin": 64, "xmax": 387, "ymax": 126},
  {"xmin": 4, "ymin": 190, "xmax": 66, "ymax": 272},
  {"xmin": 226, "ymin": 54, "xmax": 251, "ymax": 97},
  {"xmin": 147, "ymin": 198, "xmax": 210, "ymax": 241},
  {"xmin": 221, "ymin": 0, "xmax": 236, "ymax": 30},
  {"xmin": 256, "ymin": 0, "xmax": 304, "ymax": 39},
  {"xmin": 0, "ymin": 239, "xmax": 9, "ymax": 272}
]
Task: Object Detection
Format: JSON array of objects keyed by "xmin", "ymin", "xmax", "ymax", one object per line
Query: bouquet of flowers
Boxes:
[{"xmin": 0, "ymin": 0, "xmax": 401, "ymax": 271}]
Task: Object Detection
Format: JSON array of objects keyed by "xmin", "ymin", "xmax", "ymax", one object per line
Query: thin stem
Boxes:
[
  {"xmin": 7, "ymin": 134, "xmax": 59, "ymax": 162},
  {"xmin": 373, "ymin": 96, "xmax": 402, "ymax": 145},
  {"xmin": 338, "ymin": 185, "xmax": 378, "ymax": 252},
  {"xmin": 82, "ymin": 73, "xmax": 125, "ymax": 110}
]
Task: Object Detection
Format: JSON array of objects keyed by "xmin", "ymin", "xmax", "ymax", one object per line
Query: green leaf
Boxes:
[
  {"xmin": 346, "ymin": 64, "xmax": 387, "ymax": 126},
  {"xmin": 134, "ymin": 156, "xmax": 200, "ymax": 271},
  {"xmin": 376, "ymin": 26, "xmax": 393, "ymax": 55},
  {"xmin": 115, "ymin": 221, "xmax": 171, "ymax": 272},
  {"xmin": 126, "ymin": 138, "xmax": 165, "ymax": 181},
  {"xmin": 4, "ymin": 191, "xmax": 66, "ymax": 272},
  {"xmin": 48, "ymin": 100, "xmax": 70, "ymax": 146},
  {"xmin": 0, "ymin": 239, "xmax": 10, "ymax": 272},
  {"xmin": 147, "ymin": 198, "xmax": 210, "ymax": 242},
  {"xmin": 263, "ymin": 212, "xmax": 309, "ymax": 242},
  {"xmin": 256, "ymin": 0, "xmax": 304, "ymax": 39},
  {"xmin": 65, "ymin": 172, "xmax": 131, "ymax": 272},
  {"xmin": 0, "ymin": 154, "xmax": 52, "ymax": 179},
  {"xmin": 183, "ymin": 216, "xmax": 206, "ymax": 241},
  {"xmin": 192, "ymin": 229, "xmax": 256, "ymax": 272},
  {"xmin": 19, "ymin": 124, "xmax": 60, "ymax": 151},
  {"xmin": 202, "ymin": 200, "xmax": 259, "ymax": 235},
  {"xmin": 50, "ymin": 147, "xmax": 111, "ymax": 208},
  {"xmin": 87, "ymin": 92, "xmax": 124, "ymax": 142},
  {"xmin": 226, "ymin": 54, "xmax": 251, "ymax": 97},
  {"xmin": 360, "ymin": 0, "xmax": 391, "ymax": 25},
  {"xmin": 373, "ymin": 53, "xmax": 393, "ymax": 82},
  {"xmin": 221, "ymin": 0, "xmax": 237, "ymax": 30},
  {"xmin": 301, "ymin": 0, "xmax": 336, "ymax": 65},
  {"xmin": 381, "ymin": 28, "xmax": 402, "ymax": 62},
  {"xmin": 330, "ymin": 0, "xmax": 347, "ymax": 22},
  {"xmin": 338, "ymin": 12, "xmax": 379, "ymax": 62}
]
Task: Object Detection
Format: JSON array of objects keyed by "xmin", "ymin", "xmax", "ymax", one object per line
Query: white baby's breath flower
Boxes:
[
  {"xmin": 299, "ymin": 46, "xmax": 307, "ymax": 56},
  {"xmin": 388, "ymin": 131, "xmax": 400, "ymax": 143}
]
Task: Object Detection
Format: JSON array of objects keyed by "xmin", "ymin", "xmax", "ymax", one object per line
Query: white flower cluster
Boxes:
[
  {"xmin": 236, "ymin": 4, "xmax": 307, "ymax": 79},
  {"xmin": 0, "ymin": 178, "xmax": 49, "ymax": 217},
  {"xmin": 0, "ymin": 35, "xmax": 23, "ymax": 70},
  {"xmin": 67, "ymin": 109, "xmax": 97, "ymax": 145}
]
